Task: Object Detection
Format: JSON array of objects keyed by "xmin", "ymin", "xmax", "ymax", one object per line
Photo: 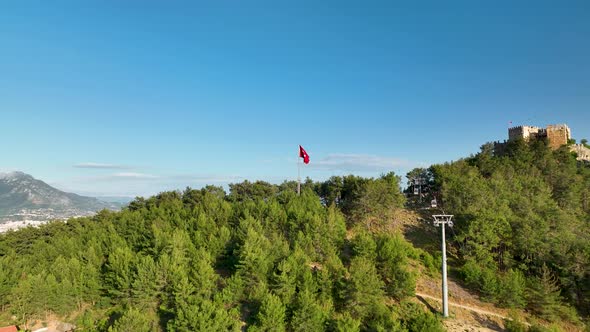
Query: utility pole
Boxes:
[{"xmin": 432, "ymin": 214, "xmax": 453, "ymax": 317}]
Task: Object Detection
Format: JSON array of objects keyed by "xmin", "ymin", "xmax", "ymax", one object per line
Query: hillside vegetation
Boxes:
[
  {"xmin": 0, "ymin": 138, "xmax": 589, "ymax": 331},
  {"xmin": 0, "ymin": 173, "xmax": 446, "ymax": 331},
  {"xmin": 421, "ymin": 138, "xmax": 590, "ymax": 327}
]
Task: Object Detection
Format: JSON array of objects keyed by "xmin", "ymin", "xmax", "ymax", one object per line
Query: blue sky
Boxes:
[{"xmin": 1, "ymin": 1, "xmax": 589, "ymax": 197}]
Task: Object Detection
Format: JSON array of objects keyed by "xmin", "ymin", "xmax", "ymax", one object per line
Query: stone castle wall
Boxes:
[
  {"xmin": 501, "ymin": 123, "xmax": 588, "ymax": 161},
  {"xmin": 508, "ymin": 124, "xmax": 571, "ymax": 150},
  {"xmin": 570, "ymin": 144, "xmax": 590, "ymax": 162},
  {"xmin": 508, "ymin": 125, "xmax": 542, "ymax": 141}
]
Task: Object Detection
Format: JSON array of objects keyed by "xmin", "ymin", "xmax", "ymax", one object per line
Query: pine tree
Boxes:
[
  {"xmin": 526, "ymin": 265, "xmax": 563, "ymax": 321},
  {"xmin": 290, "ymin": 289, "xmax": 327, "ymax": 332},
  {"xmin": 108, "ymin": 307, "xmax": 155, "ymax": 332},
  {"xmin": 251, "ymin": 292, "xmax": 286, "ymax": 332},
  {"xmin": 343, "ymin": 257, "xmax": 384, "ymax": 319}
]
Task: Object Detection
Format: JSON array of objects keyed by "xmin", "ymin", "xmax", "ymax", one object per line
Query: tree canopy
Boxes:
[
  {"xmin": 0, "ymin": 172, "xmax": 440, "ymax": 331},
  {"xmin": 424, "ymin": 139, "xmax": 590, "ymax": 322}
]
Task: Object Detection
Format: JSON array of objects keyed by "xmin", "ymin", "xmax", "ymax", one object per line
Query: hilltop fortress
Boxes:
[
  {"xmin": 508, "ymin": 124, "xmax": 571, "ymax": 149},
  {"xmin": 496, "ymin": 123, "xmax": 590, "ymax": 161}
]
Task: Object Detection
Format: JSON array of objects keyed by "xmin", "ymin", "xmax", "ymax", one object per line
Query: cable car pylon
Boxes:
[{"xmin": 431, "ymin": 199, "xmax": 453, "ymax": 318}]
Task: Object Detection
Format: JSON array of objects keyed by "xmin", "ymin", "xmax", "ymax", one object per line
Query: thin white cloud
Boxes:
[
  {"xmin": 170, "ymin": 174, "xmax": 244, "ymax": 183},
  {"xmin": 310, "ymin": 153, "xmax": 420, "ymax": 172},
  {"xmin": 63, "ymin": 172, "xmax": 159, "ymax": 184},
  {"xmin": 74, "ymin": 162, "xmax": 130, "ymax": 169},
  {"xmin": 110, "ymin": 172, "xmax": 159, "ymax": 180},
  {"xmin": 55, "ymin": 172, "xmax": 246, "ymax": 197}
]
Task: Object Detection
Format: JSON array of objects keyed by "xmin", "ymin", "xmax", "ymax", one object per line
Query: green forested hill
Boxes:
[
  {"xmin": 424, "ymin": 138, "xmax": 590, "ymax": 324},
  {"xmin": 1, "ymin": 138, "xmax": 589, "ymax": 331},
  {"xmin": 0, "ymin": 173, "xmax": 444, "ymax": 331}
]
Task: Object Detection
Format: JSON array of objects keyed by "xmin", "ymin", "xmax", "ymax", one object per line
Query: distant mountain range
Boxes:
[{"xmin": 0, "ymin": 171, "xmax": 122, "ymax": 224}]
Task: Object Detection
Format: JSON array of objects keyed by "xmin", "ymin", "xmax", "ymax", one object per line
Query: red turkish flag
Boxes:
[{"xmin": 299, "ymin": 145, "xmax": 310, "ymax": 164}]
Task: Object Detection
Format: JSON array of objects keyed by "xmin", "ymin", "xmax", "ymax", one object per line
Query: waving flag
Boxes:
[{"xmin": 299, "ymin": 145, "xmax": 310, "ymax": 164}]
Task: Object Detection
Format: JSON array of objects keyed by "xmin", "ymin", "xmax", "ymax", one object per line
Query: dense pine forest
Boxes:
[
  {"xmin": 429, "ymin": 138, "xmax": 590, "ymax": 326},
  {"xmin": 1, "ymin": 137, "xmax": 589, "ymax": 331},
  {"xmin": 0, "ymin": 173, "xmax": 442, "ymax": 332}
]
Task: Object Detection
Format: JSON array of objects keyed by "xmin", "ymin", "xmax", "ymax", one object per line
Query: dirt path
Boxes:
[
  {"xmin": 415, "ymin": 292, "xmax": 512, "ymax": 331},
  {"xmin": 416, "ymin": 292, "xmax": 508, "ymax": 321}
]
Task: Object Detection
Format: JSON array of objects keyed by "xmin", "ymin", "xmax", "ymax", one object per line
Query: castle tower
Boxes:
[
  {"xmin": 546, "ymin": 124, "xmax": 571, "ymax": 149},
  {"xmin": 508, "ymin": 125, "xmax": 542, "ymax": 141}
]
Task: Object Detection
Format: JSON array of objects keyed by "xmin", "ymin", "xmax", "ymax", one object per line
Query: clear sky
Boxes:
[{"xmin": 1, "ymin": 1, "xmax": 589, "ymax": 197}]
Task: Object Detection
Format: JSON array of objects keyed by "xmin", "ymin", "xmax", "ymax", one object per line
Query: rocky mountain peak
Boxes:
[{"xmin": 0, "ymin": 172, "xmax": 120, "ymax": 223}]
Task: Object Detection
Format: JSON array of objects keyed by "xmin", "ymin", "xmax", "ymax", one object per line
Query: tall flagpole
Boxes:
[{"xmin": 297, "ymin": 146, "xmax": 301, "ymax": 196}]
